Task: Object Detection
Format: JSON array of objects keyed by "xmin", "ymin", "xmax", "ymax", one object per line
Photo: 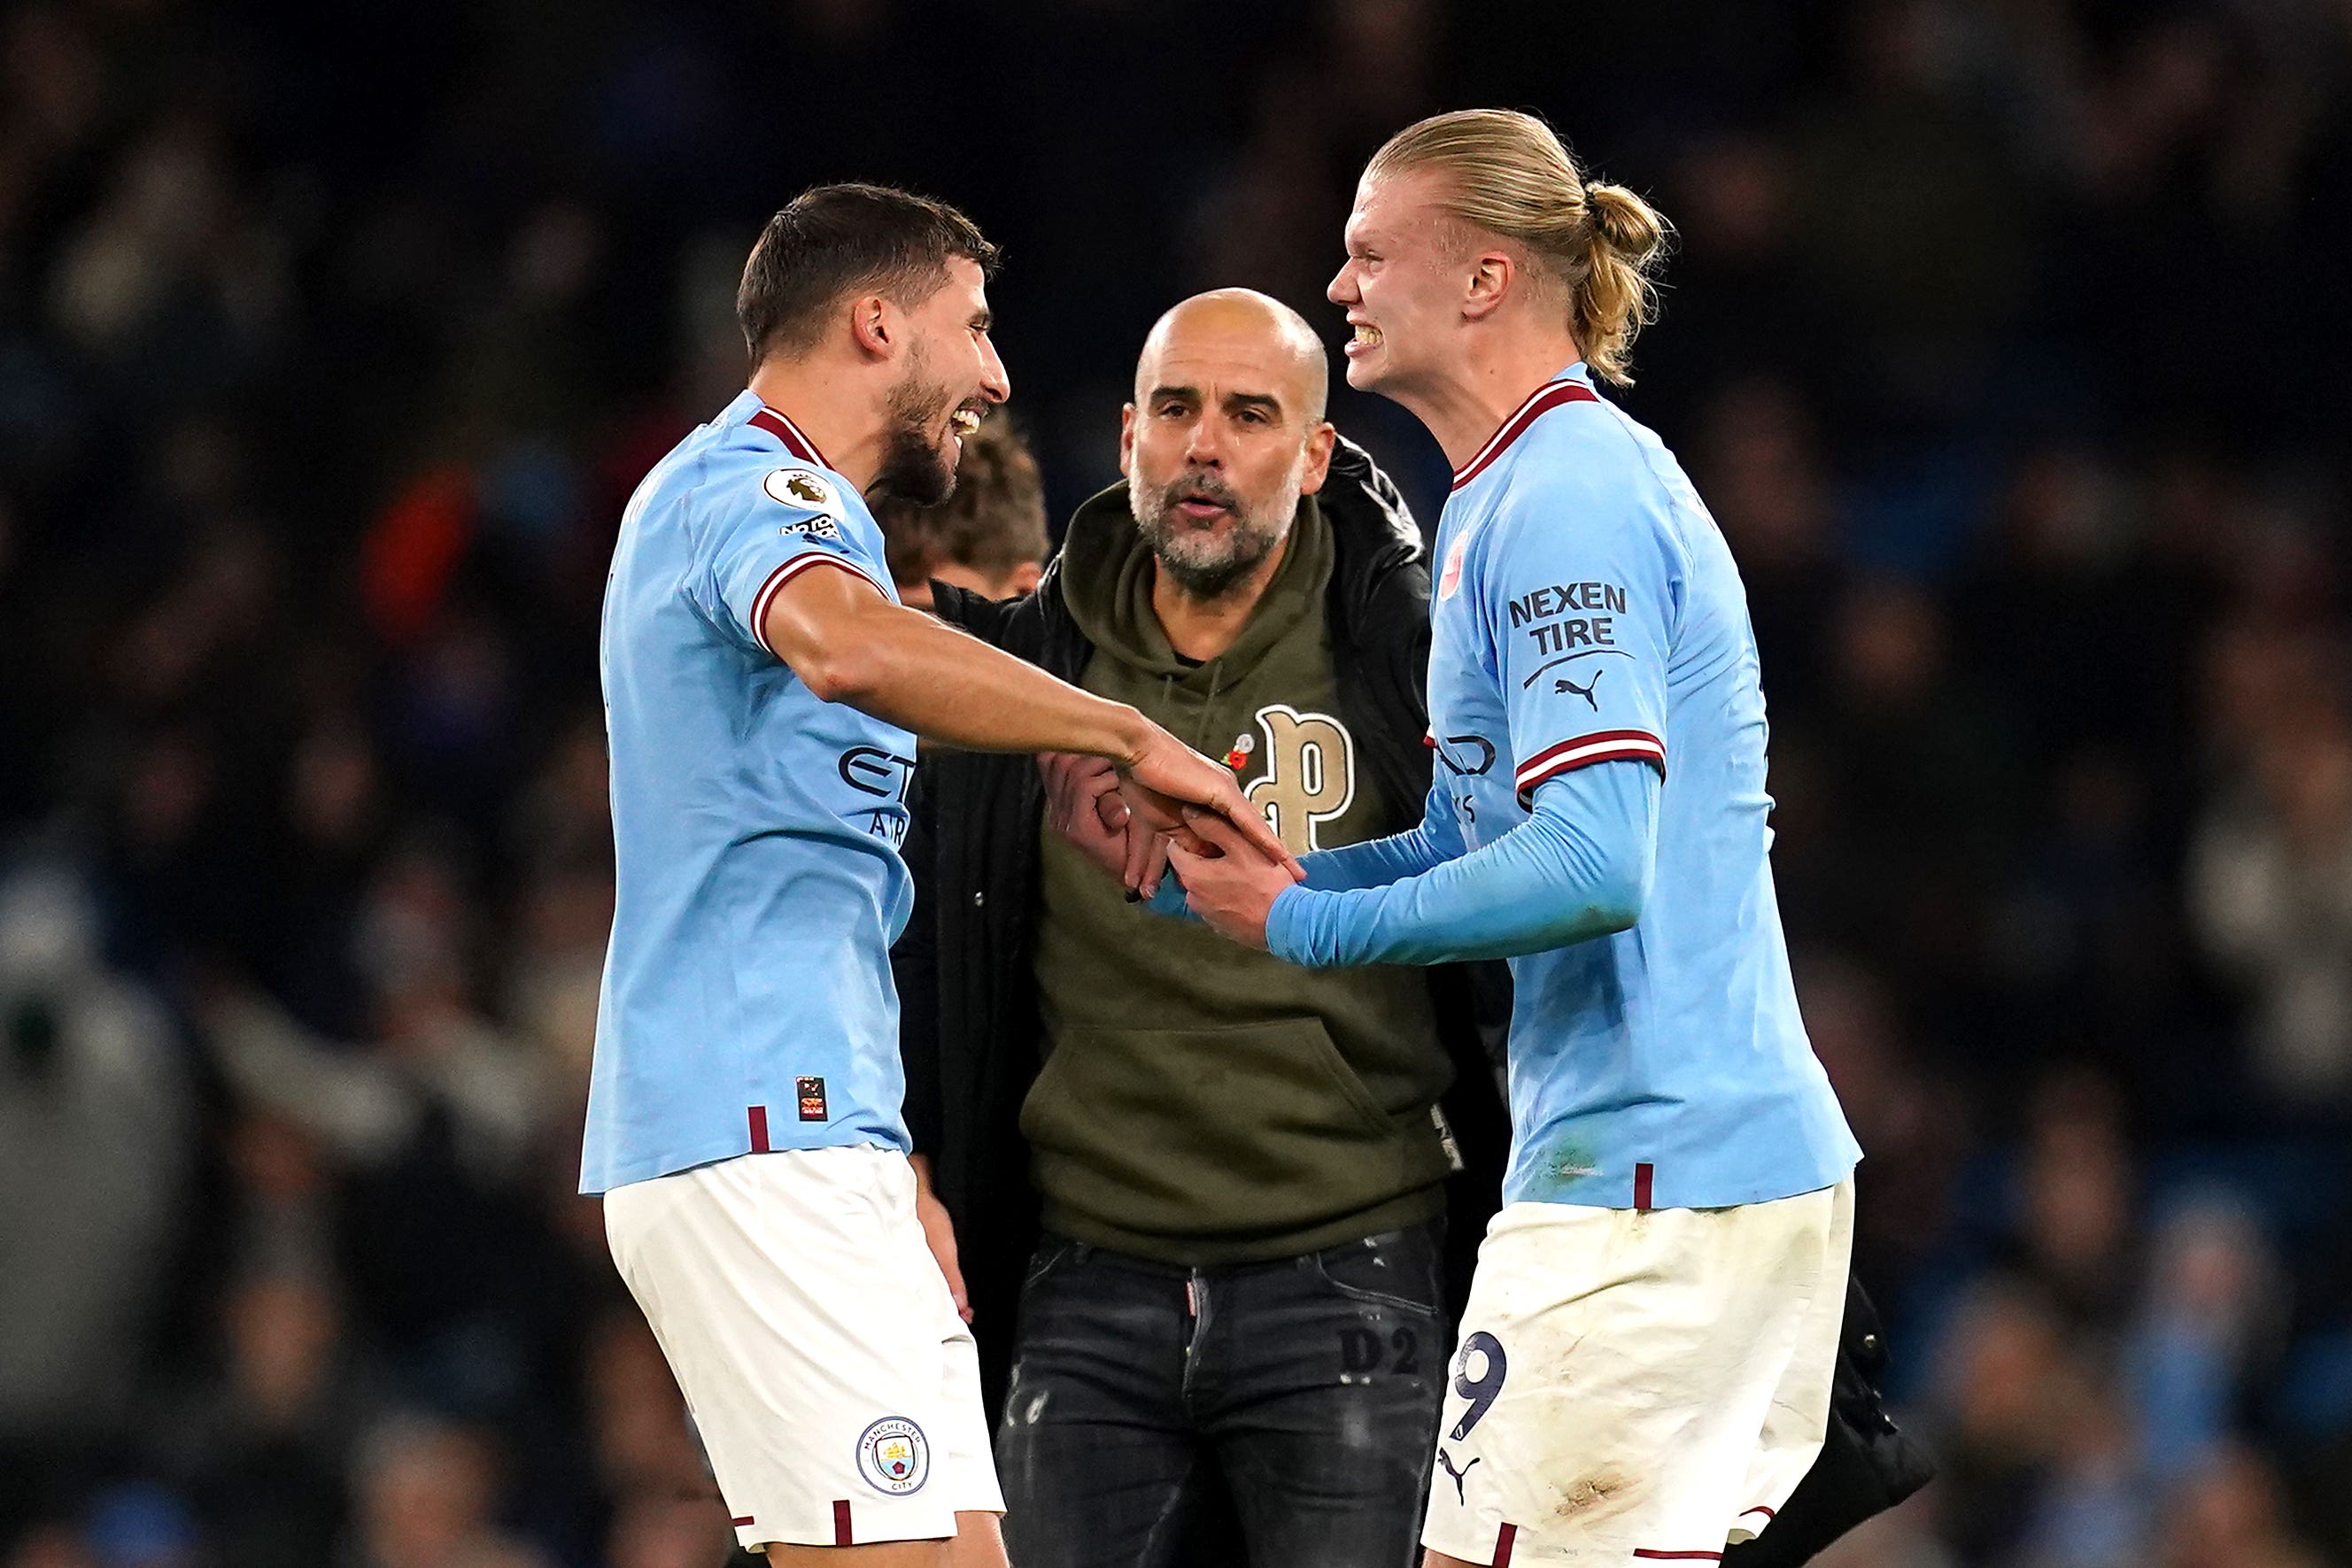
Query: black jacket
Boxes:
[{"xmin": 893, "ymin": 436, "xmax": 1513, "ymax": 1411}]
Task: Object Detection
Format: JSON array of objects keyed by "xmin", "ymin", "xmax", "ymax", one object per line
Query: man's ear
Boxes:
[
  {"xmin": 1462, "ymin": 250, "xmax": 1515, "ymax": 323},
  {"xmin": 1297, "ymin": 421, "xmax": 1337, "ymax": 496},
  {"xmin": 1118, "ymin": 403, "xmax": 1138, "ymax": 476},
  {"xmin": 848, "ymin": 293, "xmax": 894, "ymax": 358}
]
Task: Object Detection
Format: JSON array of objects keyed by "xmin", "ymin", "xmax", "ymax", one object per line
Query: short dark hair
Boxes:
[{"xmin": 736, "ymin": 183, "xmax": 1000, "ymax": 365}]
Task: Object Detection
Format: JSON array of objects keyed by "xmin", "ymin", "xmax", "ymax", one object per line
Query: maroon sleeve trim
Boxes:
[
  {"xmin": 1512, "ymin": 730, "xmax": 1666, "ymax": 806},
  {"xmin": 747, "ymin": 552, "xmax": 891, "ymax": 657}
]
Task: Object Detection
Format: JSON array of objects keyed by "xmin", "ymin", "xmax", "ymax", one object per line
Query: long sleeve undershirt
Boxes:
[{"xmin": 1261, "ymin": 758, "xmax": 1660, "ymax": 968}]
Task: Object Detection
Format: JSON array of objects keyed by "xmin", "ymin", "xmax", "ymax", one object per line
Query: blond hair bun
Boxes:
[{"xmin": 1368, "ymin": 110, "xmax": 1672, "ymax": 386}]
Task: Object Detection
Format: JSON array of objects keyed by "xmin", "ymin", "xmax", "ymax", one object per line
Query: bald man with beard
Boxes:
[{"xmin": 894, "ymin": 290, "xmax": 1511, "ymax": 1568}]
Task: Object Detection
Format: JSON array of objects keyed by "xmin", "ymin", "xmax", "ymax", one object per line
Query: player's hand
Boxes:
[
  {"xmin": 909, "ymin": 1156, "xmax": 971, "ymax": 1324},
  {"xmin": 1114, "ymin": 724, "xmax": 1301, "ymax": 897},
  {"xmin": 1164, "ymin": 807, "xmax": 1298, "ymax": 952},
  {"xmin": 1039, "ymin": 752, "xmax": 1169, "ymax": 892}
]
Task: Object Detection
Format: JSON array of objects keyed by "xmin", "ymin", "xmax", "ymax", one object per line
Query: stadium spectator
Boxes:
[
  {"xmin": 0, "ymin": 862, "xmax": 189, "ymax": 1513},
  {"xmin": 343, "ymin": 1416, "xmax": 549, "ymax": 1568},
  {"xmin": 603, "ymin": 1499, "xmax": 733, "ymax": 1568},
  {"xmin": 1921, "ymin": 1278, "xmax": 2081, "ymax": 1564},
  {"xmin": 2159, "ymin": 1441, "xmax": 2326, "ymax": 1568},
  {"xmin": 2124, "ymin": 1193, "xmax": 2288, "ymax": 1485},
  {"xmin": 1796, "ymin": 953, "xmax": 1970, "ymax": 1311},
  {"xmin": 2190, "ymin": 710, "xmax": 2352, "ymax": 1110},
  {"xmin": 157, "ymin": 1270, "xmax": 365, "ymax": 1568}
]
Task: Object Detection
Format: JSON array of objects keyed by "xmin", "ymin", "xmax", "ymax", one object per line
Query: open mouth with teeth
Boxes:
[
  {"xmin": 1345, "ymin": 321, "xmax": 1383, "ymax": 359},
  {"xmin": 949, "ymin": 406, "xmax": 983, "ymax": 439}
]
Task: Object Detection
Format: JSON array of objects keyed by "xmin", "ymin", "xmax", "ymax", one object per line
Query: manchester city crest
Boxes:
[{"xmin": 855, "ymin": 1416, "xmax": 929, "ymax": 1495}]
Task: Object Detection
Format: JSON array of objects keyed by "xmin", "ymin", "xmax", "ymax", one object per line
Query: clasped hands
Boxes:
[{"xmin": 1040, "ymin": 751, "xmax": 1304, "ymax": 951}]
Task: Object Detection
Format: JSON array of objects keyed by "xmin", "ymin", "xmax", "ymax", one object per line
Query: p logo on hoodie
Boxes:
[{"xmin": 1242, "ymin": 703, "xmax": 1357, "ymax": 855}]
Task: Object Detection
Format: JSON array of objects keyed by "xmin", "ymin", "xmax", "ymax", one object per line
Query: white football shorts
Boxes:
[
  {"xmin": 1421, "ymin": 1177, "xmax": 1854, "ymax": 1564},
  {"xmin": 603, "ymin": 1145, "xmax": 1004, "ymax": 1553}
]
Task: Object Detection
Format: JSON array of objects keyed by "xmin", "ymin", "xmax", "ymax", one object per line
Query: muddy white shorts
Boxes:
[
  {"xmin": 1421, "ymin": 1177, "xmax": 1854, "ymax": 1564},
  {"xmin": 603, "ymin": 1146, "xmax": 1004, "ymax": 1553}
]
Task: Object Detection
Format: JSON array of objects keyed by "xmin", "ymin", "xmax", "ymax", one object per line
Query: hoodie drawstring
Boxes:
[
  {"xmin": 1197, "ymin": 660, "xmax": 1226, "ymax": 753},
  {"xmin": 1153, "ymin": 663, "xmax": 1228, "ymax": 755}
]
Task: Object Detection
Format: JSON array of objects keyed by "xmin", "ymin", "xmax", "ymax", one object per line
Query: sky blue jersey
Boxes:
[
  {"xmin": 582, "ymin": 390, "xmax": 917, "ymax": 1194},
  {"xmin": 1427, "ymin": 364, "xmax": 1859, "ymax": 1210}
]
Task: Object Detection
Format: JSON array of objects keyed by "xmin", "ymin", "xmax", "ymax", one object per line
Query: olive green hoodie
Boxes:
[{"xmin": 1025, "ymin": 483, "xmax": 1453, "ymax": 1265}]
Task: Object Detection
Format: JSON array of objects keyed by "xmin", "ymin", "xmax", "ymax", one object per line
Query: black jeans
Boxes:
[{"xmin": 995, "ymin": 1220, "xmax": 1448, "ymax": 1568}]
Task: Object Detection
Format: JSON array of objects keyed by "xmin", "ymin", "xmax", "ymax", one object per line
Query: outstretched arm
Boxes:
[
  {"xmin": 1171, "ymin": 757, "xmax": 1656, "ymax": 965},
  {"xmin": 766, "ymin": 562, "xmax": 1148, "ymax": 753},
  {"xmin": 762, "ymin": 562, "xmax": 1298, "ymax": 883},
  {"xmin": 1295, "ymin": 774, "xmax": 1466, "ymax": 892}
]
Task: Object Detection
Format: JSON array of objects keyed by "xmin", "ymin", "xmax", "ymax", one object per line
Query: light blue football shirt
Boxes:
[
  {"xmin": 582, "ymin": 390, "xmax": 917, "ymax": 1194},
  {"xmin": 1427, "ymin": 363, "xmax": 1860, "ymax": 1210}
]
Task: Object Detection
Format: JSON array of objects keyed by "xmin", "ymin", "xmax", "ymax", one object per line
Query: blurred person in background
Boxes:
[
  {"xmin": 1794, "ymin": 953, "xmax": 1970, "ymax": 1314},
  {"xmin": 155, "ymin": 1269, "xmax": 368, "ymax": 1568},
  {"xmin": 1685, "ymin": 379, "xmax": 1847, "ymax": 719},
  {"xmin": 1921, "ymin": 1278, "xmax": 2081, "ymax": 1565},
  {"xmin": 2124, "ymin": 1193, "xmax": 2287, "ymax": 1487},
  {"xmin": 899, "ymin": 288, "xmax": 1507, "ymax": 1568},
  {"xmin": 603, "ymin": 1498, "xmax": 734, "ymax": 1568},
  {"xmin": 2190, "ymin": 705, "xmax": 2352, "ymax": 1112},
  {"xmin": 873, "ymin": 417, "xmax": 1049, "ymax": 611},
  {"xmin": 1813, "ymin": 579, "xmax": 2024, "ymax": 1017},
  {"xmin": 2007, "ymin": 1069, "xmax": 2140, "ymax": 1341},
  {"xmin": 2160, "ymin": 1441, "xmax": 2325, "ymax": 1568},
  {"xmin": 196, "ymin": 833, "xmax": 561, "ymax": 1415},
  {"xmin": 500, "ymin": 713, "xmax": 619, "ymax": 1092},
  {"xmin": 344, "ymin": 1416, "xmax": 549, "ymax": 1568},
  {"xmin": 201, "ymin": 842, "xmax": 551, "ymax": 1195},
  {"xmin": 0, "ymin": 861, "xmax": 189, "ymax": 1527}
]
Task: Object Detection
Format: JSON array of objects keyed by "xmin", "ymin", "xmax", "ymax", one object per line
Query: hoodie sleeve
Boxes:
[{"xmin": 927, "ymin": 581, "xmax": 1050, "ymax": 660}]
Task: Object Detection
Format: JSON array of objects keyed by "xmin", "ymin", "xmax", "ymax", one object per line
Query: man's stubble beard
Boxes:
[
  {"xmin": 1130, "ymin": 467, "xmax": 1304, "ymax": 601},
  {"xmin": 870, "ymin": 346, "xmax": 960, "ymax": 506}
]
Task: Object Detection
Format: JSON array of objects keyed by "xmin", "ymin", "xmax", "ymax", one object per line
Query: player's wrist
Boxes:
[
  {"xmin": 1264, "ymin": 881, "xmax": 1315, "ymax": 965},
  {"xmin": 1102, "ymin": 704, "xmax": 1153, "ymax": 770}
]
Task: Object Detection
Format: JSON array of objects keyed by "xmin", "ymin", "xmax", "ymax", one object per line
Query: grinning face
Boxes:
[
  {"xmin": 871, "ymin": 257, "xmax": 1011, "ymax": 506},
  {"xmin": 1119, "ymin": 297, "xmax": 1334, "ymax": 600},
  {"xmin": 1327, "ymin": 167, "xmax": 1470, "ymax": 400}
]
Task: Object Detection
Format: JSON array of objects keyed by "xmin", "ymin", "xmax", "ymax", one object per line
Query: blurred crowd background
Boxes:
[{"xmin": 3, "ymin": 1, "xmax": 2350, "ymax": 1564}]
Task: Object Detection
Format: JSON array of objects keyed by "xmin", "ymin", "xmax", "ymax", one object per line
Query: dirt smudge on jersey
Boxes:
[{"xmin": 1553, "ymin": 1470, "xmax": 1635, "ymax": 1520}]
